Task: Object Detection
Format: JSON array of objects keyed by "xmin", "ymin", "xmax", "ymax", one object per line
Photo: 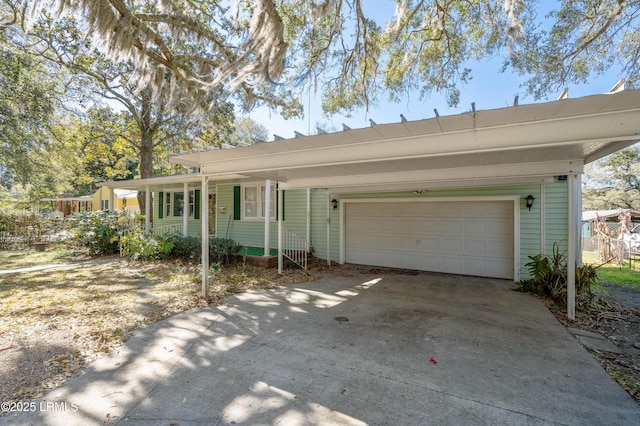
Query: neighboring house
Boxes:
[
  {"xmin": 92, "ymin": 186, "xmax": 140, "ymax": 214},
  {"xmin": 582, "ymin": 209, "xmax": 640, "ymax": 236},
  {"xmin": 99, "ymin": 89, "xmax": 640, "ymax": 320},
  {"xmin": 582, "ymin": 209, "xmax": 640, "ymax": 255},
  {"xmin": 40, "ymin": 188, "xmax": 140, "ymax": 217}
]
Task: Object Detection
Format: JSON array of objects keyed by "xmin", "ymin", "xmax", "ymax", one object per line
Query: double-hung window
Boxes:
[
  {"xmin": 164, "ymin": 192, "xmax": 172, "ymax": 218},
  {"xmin": 162, "ymin": 191, "xmax": 196, "ymax": 218},
  {"xmin": 173, "ymin": 192, "xmax": 185, "ymax": 217},
  {"xmin": 242, "ymin": 184, "xmax": 275, "ymax": 220}
]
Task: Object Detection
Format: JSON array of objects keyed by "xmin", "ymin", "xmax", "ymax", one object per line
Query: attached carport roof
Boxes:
[{"xmin": 169, "ymin": 90, "xmax": 640, "ymax": 193}]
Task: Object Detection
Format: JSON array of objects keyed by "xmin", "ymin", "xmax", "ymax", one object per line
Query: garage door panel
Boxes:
[
  {"xmin": 463, "ymin": 239, "xmax": 487, "ymax": 253},
  {"xmin": 345, "ymin": 201, "xmax": 514, "ymax": 279},
  {"xmin": 440, "ymin": 256, "xmax": 463, "ymax": 271},
  {"xmin": 486, "ymin": 240, "xmax": 512, "ymax": 256},
  {"xmin": 440, "ymin": 220, "xmax": 463, "ymax": 233},
  {"xmin": 439, "ymin": 238, "xmax": 462, "ymax": 253},
  {"xmin": 419, "ymin": 219, "xmax": 440, "ymax": 233},
  {"xmin": 464, "ymin": 220, "xmax": 488, "ymax": 235},
  {"xmin": 382, "ymin": 219, "xmax": 418, "ymax": 233}
]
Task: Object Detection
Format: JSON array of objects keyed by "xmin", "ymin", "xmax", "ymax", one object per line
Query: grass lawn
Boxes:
[
  {"xmin": 582, "ymin": 250, "xmax": 640, "ymax": 289},
  {"xmin": 0, "ymin": 248, "xmax": 316, "ymax": 402},
  {"xmin": 238, "ymin": 246, "xmax": 279, "ymax": 256}
]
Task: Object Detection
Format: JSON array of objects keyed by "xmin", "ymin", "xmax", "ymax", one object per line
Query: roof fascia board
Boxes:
[
  {"xmin": 279, "ymin": 160, "xmax": 582, "ymax": 190},
  {"xmin": 325, "ymin": 177, "xmax": 556, "ymax": 195},
  {"xmin": 97, "ymin": 173, "xmax": 248, "ymax": 190},
  {"xmin": 192, "ymin": 110, "xmax": 637, "ymax": 175}
]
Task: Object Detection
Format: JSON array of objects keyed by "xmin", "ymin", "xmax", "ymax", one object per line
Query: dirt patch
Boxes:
[{"xmin": 0, "ymin": 254, "xmax": 322, "ymax": 404}]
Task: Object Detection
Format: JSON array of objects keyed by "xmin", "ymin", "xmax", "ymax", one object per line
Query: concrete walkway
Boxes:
[{"xmin": 4, "ymin": 271, "xmax": 640, "ymax": 425}]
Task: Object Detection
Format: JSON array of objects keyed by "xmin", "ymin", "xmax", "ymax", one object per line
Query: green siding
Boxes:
[
  {"xmin": 152, "ymin": 189, "xmax": 207, "ymax": 238},
  {"xmin": 309, "ymin": 189, "xmax": 342, "ymax": 262},
  {"xmin": 544, "ymin": 178, "xmax": 569, "ymax": 256},
  {"xmin": 216, "ymin": 184, "xmax": 309, "ymax": 249},
  {"xmin": 317, "ymin": 182, "xmax": 568, "ymax": 279},
  {"xmin": 152, "ymin": 179, "xmax": 569, "ymax": 279}
]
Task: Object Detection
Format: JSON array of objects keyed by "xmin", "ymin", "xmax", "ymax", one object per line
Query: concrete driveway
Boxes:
[{"xmin": 6, "ymin": 270, "xmax": 640, "ymax": 425}]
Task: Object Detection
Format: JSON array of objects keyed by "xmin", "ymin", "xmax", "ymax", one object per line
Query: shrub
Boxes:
[
  {"xmin": 168, "ymin": 234, "xmax": 202, "ymax": 263},
  {"xmin": 120, "ymin": 230, "xmax": 174, "ymax": 261},
  {"xmin": 65, "ymin": 210, "xmax": 133, "ymax": 255},
  {"xmin": 0, "ymin": 209, "xmax": 55, "ymax": 250},
  {"xmin": 209, "ymin": 237, "xmax": 242, "ymax": 265},
  {"xmin": 518, "ymin": 243, "xmax": 599, "ymax": 306},
  {"xmin": 165, "ymin": 235, "xmax": 241, "ymax": 265}
]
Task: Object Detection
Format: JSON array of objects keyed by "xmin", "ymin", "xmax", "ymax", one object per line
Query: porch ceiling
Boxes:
[{"xmin": 168, "ymin": 90, "xmax": 640, "ymax": 192}]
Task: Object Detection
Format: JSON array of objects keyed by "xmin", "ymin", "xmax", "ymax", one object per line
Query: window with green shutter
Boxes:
[
  {"xmin": 194, "ymin": 189, "xmax": 201, "ymax": 219},
  {"xmin": 233, "ymin": 186, "xmax": 241, "ymax": 220}
]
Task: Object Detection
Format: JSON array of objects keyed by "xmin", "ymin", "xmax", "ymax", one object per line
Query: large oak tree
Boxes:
[{"xmin": 15, "ymin": 0, "xmax": 639, "ymax": 115}]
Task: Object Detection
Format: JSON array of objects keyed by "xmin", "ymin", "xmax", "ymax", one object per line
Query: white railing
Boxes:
[
  {"xmin": 283, "ymin": 228, "xmax": 308, "ymax": 270},
  {"xmin": 152, "ymin": 223, "xmax": 183, "ymax": 236}
]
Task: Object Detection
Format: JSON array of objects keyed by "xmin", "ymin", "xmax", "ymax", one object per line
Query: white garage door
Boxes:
[{"xmin": 345, "ymin": 200, "xmax": 514, "ymax": 279}]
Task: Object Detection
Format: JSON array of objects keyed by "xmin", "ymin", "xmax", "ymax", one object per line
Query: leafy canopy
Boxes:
[{"xmin": 14, "ymin": 0, "xmax": 639, "ymax": 116}]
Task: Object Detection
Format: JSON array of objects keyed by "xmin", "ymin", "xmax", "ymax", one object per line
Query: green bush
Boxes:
[
  {"xmin": 168, "ymin": 234, "xmax": 202, "ymax": 263},
  {"xmin": 65, "ymin": 210, "xmax": 133, "ymax": 255},
  {"xmin": 164, "ymin": 234, "xmax": 241, "ymax": 265},
  {"xmin": 518, "ymin": 243, "xmax": 599, "ymax": 306},
  {"xmin": 120, "ymin": 230, "xmax": 174, "ymax": 261},
  {"xmin": 209, "ymin": 237, "xmax": 242, "ymax": 265}
]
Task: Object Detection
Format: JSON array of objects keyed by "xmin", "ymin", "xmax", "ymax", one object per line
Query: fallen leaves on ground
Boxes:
[{"xmin": 0, "ymin": 252, "xmax": 320, "ymax": 403}]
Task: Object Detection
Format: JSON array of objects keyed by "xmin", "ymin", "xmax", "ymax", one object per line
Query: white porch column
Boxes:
[
  {"xmin": 144, "ymin": 185, "xmax": 151, "ymax": 234},
  {"xmin": 201, "ymin": 177, "xmax": 210, "ymax": 299},
  {"xmin": 567, "ymin": 174, "xmax": 581, "ymax": 321},
  {"xmin": 278, "ymin": 185, "xmax": 283, "ymax": 274},
  {"xmin": 306, "ymin": 188, "xmax": 311, "ymax": 251},
  {"xmin": 264, "ymin": 179, "xmax": 271, "ymax": 257},
  {"xmin": 183, "ymin": 182, "xmax": 189, "ymax": 237}
]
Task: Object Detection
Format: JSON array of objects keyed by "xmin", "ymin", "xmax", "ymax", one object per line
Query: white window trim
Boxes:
[
  {"xmin": 164, "ymin": 190, "xmax": 196, "ymax": 219},
  {"xmin": 241, "ymin": 183, "xmax": 276, "ymax": 221}
]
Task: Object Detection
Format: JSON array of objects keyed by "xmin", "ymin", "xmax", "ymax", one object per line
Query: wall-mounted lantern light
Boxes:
[
  {"xmin": 525, "ymin": 195, "xmax": 535, "ymax": 211},
  {"xmin": 331, "ymin": 199, "xmax": 338, "ymax": 210}
]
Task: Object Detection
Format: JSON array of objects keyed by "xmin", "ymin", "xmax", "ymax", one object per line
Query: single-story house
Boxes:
[
  {"xmin": 39, "ymin": 188, "xmax": 140, "ymax": 217},
  {"xmin": 99, "ymin": 89, "xmax": 640, "ymax": 320}
]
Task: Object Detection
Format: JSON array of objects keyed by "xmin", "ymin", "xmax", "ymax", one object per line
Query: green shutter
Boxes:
[
  {"xmin": 276, "ymin": 190, "xmax": 285, "ymax": 221},
  {"xmin": 158, "ymin": 192, "xmax": 164, "ymax": 219},
  {"xmin": 233, "ymin": 186, "xmax": 241, "ymax": 220},
  {"xmin": 194, "ymin": 189, "xmax": 201, "ymax": 219}
]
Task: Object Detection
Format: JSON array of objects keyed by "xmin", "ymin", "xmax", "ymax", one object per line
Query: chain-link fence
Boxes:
[{"xmin": 582, "ymin": 234, "xmax": 640, "ymax": 268}]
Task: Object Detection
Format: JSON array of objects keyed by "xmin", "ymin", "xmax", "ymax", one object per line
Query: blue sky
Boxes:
[
  {"xmin": 248, "ymin": 57, "xmax": 625, "ymax": 140},
  {"xmin": 247, "ymin": 1, "xmax": 625, "ymax": 139}
]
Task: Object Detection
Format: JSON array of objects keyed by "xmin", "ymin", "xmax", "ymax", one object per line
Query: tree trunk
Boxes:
[{"xmin": 136, "ymin": 90, "xmax": 155, "ymax": 215}]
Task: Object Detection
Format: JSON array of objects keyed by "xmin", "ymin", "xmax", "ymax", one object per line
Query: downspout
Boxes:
[
  {"xmin": 278, "ymin": 185, "xmax": 283, "ymax": 274},
  {"xmin": 306, "ymin": 188, "xmax": 311, "ymax": 252},
  {"xmin": 201, "ymin": 176, "xmax": 210, "ymax": 299},
  {"xmin": 326, "ymin": 193, "xmax": 331, "ymax": 266},
  {"xmin": 183, "ymin": 182, "xmax": 189, "ymax": 237},
  {"xmin": 264, "ymin": 180, "xmax": 271, "ymax": 257}
]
